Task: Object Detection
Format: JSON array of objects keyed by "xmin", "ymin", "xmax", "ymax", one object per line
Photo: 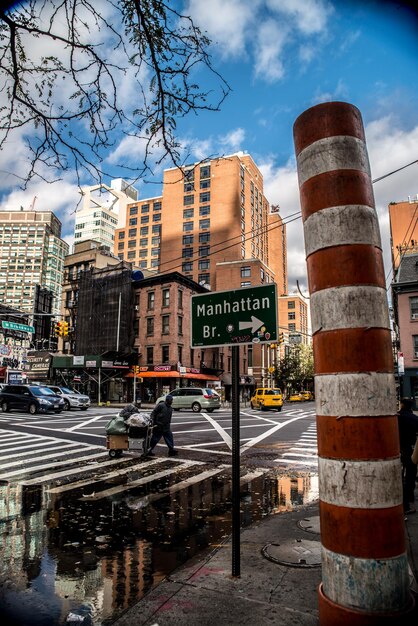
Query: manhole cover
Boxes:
[
  {"xmin": 262, "ymin": 539, "xmax": 321, "ymax": 568},
  {"xmin": 297, "ymin": 516, "xmax": 321, "ymax": 535}
]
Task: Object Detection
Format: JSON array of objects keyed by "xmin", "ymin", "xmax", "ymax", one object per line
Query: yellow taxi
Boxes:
[
  {"xmin": 250, "ymin": 388, "xmax": 283, "ymax": 412},
  {"xmin": 301, "ymin": 390, "xmax": 314, "ymax": 401},
  {"xmin": 288, "ymin": 392, "xmax": 304, "ymax": 402}
]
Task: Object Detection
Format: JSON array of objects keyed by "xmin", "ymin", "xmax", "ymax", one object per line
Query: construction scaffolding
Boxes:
[{"xmin": 74, "ymin": 262, "xmax": 135, "ymax": 356}]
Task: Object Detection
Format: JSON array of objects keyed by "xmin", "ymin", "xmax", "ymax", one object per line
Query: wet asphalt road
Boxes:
[{"xmin": 0, "ymin": 403, "xmax": 318, "ymax": 626}]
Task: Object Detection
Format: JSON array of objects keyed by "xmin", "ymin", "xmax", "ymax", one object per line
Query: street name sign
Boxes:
[
  {"xmin": 2, "ymin": 320, "xmax": 35, "ymax": 333},
  {"xmin": 289, "ymin": 333, "xmax": 302, "ymax": 345},
  {"xmin": 191, "ymin": 284, "xmax": 278, "ymax": 348}
]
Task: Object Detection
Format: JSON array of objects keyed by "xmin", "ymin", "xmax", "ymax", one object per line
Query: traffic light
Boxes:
[
  {"xmin": 55, "ymin": 321, "xmax": 62, "ymax": 337},
  {"xmin": 270, "ymin": 343, "xmax": 277, "ymax": 349},
  {"xmin": 278, "ymin": 332, "xmax": 284, "ymax": 344},
  {"xmin": 62, "ymin": 321, "xmax": 69, "ymax": 336},
  {"xmin": 133, "ymin": 366, "xmax": 139, "ymax": 374}
]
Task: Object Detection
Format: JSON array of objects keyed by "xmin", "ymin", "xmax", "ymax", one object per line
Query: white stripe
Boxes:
[
  {"xmin": 275, "ymin": 459, "xmax": 319, "ymax": 467},
  {"xmin": 311, "ymin": 286, "xmax": 390, "ymax": 333},
  {"xmin": 304, "ymin": 205, "xmax": 381, "ymax": 257},
  {"xmin": 315, "ymin": 372, "xmax": 397, "ymax": 416},
  {"xmin": 0, "ymin": 443, "xmax": 80, "ymax": 467},
  {"xmin": 296, "ymin": 135, "xmax": 371, "ymax": 186},
  {"xmin": 22, "ymin": 456, "xmax": 138, "ymax": 485},
  {"xmin": 290, "ymin": 447, "xmax": 317, "ymax": 454},
  {"xmin": 318, "ymin": 457, "xmax": 402, "ymax": 508},
  {"xmin": 0, "ymin": 451, "xmax": 103, "ymax": 480},
  {"xmin": 240, "ymin": 414, "xmax": 309, "ymax": 453},
  {"xmin": 66, "ymin": 413, "xmax": 112, "ymax": 432},
  {"xmin": 283, "ymin": 452, "xmax": 317, "ymax": 459},
  {"xmin": 201, "ymin": 411, "xmax": 232, "ymax": 449},
  {"xmin": 322, "ymin": 546, "xmax": 409, "ymax": 612},
  {"xmin": 0, "ymin": 440, "xmax": 68, "ymax": 454}
]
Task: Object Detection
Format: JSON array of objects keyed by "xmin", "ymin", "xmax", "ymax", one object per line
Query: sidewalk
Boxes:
[{"xmin": 113, "ymin": 487, "xmax": 418, "ymax": 626}]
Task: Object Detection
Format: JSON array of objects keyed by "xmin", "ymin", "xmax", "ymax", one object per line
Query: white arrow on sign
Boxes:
[{"xmin": 239, "ymin": 316, "xmax": 264, "ymax": 334}]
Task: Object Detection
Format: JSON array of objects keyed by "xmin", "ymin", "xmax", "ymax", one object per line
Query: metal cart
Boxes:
[{"xmin": 106, "ymin": 422, "xmax": 154, "ymax": 458}]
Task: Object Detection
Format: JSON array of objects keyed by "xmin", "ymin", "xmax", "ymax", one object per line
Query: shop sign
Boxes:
[
  {"xmin": 102, "ymin": 360, "xmax": 113, "ymax": 368},
  {"xmin": 0, "ymin": 344, "xmax": 11, "ymax": 356},
  {"xmin": 86, "ymin": 360, "xmax": 97, "ymax": 367},
  {"xmin": 179, "ymin": 366, "xmax": 187, "ymax": 376},
  {"xmin": 154, "ymin": 365, "xmax": 172, "ymax": 371},
  {"xmin": 73, "ymin": 356, "xmax": 84, "ymax": 365}
]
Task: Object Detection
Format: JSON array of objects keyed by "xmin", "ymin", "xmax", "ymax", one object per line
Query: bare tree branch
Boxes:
[{"xmin": 0, "ymin": 0, "xmax": 230, "ymax": 188}]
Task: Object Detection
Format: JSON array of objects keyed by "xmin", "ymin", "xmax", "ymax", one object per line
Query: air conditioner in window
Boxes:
[
  {"xmin": 134, "ymin": 305, "xmax": 139, "ymax": 311},
  {"xmin": 412, "ymin": 313, "xmax": 418, "ymax": 320},
  {"xmin": 415, "ymin": 351, "xmax": 418, "ymax": 359},
  {"xmin": 67, "ymin": 300, "xmax": 75, "ymax": 308}
]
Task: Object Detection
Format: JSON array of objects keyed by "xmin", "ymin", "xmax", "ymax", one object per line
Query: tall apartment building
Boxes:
[
  {"xmin": 0, "ymin": 209, "xmax": 68, "ymax": 315},
  {"xmin": 278, "ymin": 294, "xmax": 310, "ymax": 345},
  {"xmin": 74, "ymin": 178, "xmax": 138, "ymax": 250},
  {"xmin": 389, "ymin": 195, "xmax": 418, "ymax": 273},
  {"xmin": 114, "ymin": 153, "xmax": 288, "ymax": 389}
]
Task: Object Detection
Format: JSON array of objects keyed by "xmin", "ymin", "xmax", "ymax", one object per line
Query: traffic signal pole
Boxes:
[{"xmin": 293, "ymin": 102, "xmax": 414, "ymax": 624}]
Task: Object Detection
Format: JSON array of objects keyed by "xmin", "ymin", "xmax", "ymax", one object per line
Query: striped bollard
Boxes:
[{"xmin": 293, "ymin": 102, "xmax": 414, "ymax": 625}]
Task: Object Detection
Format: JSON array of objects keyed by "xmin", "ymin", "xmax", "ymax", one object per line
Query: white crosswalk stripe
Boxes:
[{"xmin": 274, "ymin": 410, "xmax": 318, "ymax": 469}]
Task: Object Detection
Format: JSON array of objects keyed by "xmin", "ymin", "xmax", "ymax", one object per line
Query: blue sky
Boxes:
[{"xmin": 1, "ymin": 0, "xmax": 418, "ymax": 293}]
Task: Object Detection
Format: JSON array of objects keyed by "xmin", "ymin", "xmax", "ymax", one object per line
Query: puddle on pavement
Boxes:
[{"xmin": 0, "ymin": 469, "xmax": 318, "ymax": 625}]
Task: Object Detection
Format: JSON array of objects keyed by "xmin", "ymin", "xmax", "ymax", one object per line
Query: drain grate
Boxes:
[
  {"xmin": 262, "ymin": 538, "xmax": 321, "ymax": 568},
  {"xmin": 297, "ymin": 515, "xmax": 321, "ymax": 535}
]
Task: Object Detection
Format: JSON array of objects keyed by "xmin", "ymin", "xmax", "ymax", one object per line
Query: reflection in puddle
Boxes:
[{"xmin": 0, "ymin": 471, "xmax": 318, "ymax": 625}]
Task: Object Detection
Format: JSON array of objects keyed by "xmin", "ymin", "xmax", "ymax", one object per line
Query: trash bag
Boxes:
[
  {"xmin": 119, "ymin": 403, "xmax": 139, "ymax": 419},
  {"xmin": 105, "ymin": 412, "xmax": 128, "ymax": 435},
  {"xmin": 126, "ymin": 413, "xmax": 152, "ymax": 428}
]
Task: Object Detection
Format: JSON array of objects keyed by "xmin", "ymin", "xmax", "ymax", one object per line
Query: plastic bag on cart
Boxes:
[
  {"xmin": 126, "ymin": 413, "xmax": 152, "ymax": 428},
  {"xmin": 105, "ymin": 412, "xmax": 128, "ymax": 435}
]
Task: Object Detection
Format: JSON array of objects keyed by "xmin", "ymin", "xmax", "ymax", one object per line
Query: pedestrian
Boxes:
[
  {"xmin": 147, "ymin": 395, "xmax": 178, "ymax": 457},
  {"xmin": 397, "ymin": 397, "xmax": 418, "ymax": 515}
]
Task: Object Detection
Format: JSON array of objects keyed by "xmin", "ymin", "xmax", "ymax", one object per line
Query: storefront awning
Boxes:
[
  {"xmin": 0, "ymin": 366, "xmax": 6, "ymax": 380},
  {"xmin": 125, "ymin": 371, "xmax": 219, "ymax": 381}
]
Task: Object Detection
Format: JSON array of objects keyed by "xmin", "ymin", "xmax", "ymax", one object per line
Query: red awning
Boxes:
[{"xmin": 0, "ymin": 366, "xmax": 6, "ymax": 380}]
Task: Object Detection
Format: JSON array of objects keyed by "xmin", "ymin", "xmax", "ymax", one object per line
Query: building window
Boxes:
[
  {"xmin": 200, "ymin": 165, "xmax": 210, "ymax": 179},
  {"xmin": 183, "ymin": 235, "xmax": 194, "ymax": 245},
  {"xmin": 199, "ymin": 218, "xmax": 210, "ymax": 230},
  {"xmin": 140, "ymin": 237, "xmax": 148, "ymax": 246},
  {"xmin": 141, "ymin": 205, "xmax": 149, "ymax": 213},
  {"xmin": 127, "ymin": 251, "xmax": 135, "ymax": 259},
  {"xmin": 198, "ymin": 273, "xmax": 210, "ymax": 284},
  {"xmin": 147, "ymin": 291, "xmax": 155, "ymax": 310},
  {"xmin": 183, "ymin": 222, "xmax": 193, "ymax": 232},
  {"xmin": 153, "ymin": 201, "xmax": 162, "ymax": 211},
  {"xmin": 182, "ymin": 247, "xmax": 193, "ymax": 258},
  {"xmin": 182, "ymin": 261, "xmax": 193, "ymax": 272},
  {"xmin": 199, "ymin": 205, "xmax": 210, "ymax": 216},
  {"xmin": 139, "ymin": 260, "xmax": 147, "ymax": 268},
  {"xmin": 152, "ymin": 225, "xmax": 161, "ymax": 234},
  {"xmin": 288, "ymin": 312, "xmax": 296, "ymax": 320},
  {"xmin": 162, "ymin": 315, "xmax": 170, "ymax": 334},
  {"xmin": 248, "ymin": 346, "xmax": 253, "ymax": 367},
  {"xmin": 128, "ymin": 240, "xmax": 136, "ymax": 248},
  {"xmin": 146, "ymin": 346, "xmax": 153, "ymax": 365},
  {"xmin": 199, "ymin": 245, "xmax": 209, "ymax": 257},
  {"xmin": 184, "ymin": 194, "xmax": 194, "ymax": 206},
  {"xmin": 414, "ymin": 335, "xmax": 418, "ymax": 358},
  {"xmin": 410, "ymin": 297, "xmax": 418, "ymax": 319},
  {"xmin": 128, "ymin": 228, "xmax": 137, "ymax": 237},
  {"xmin": 178, "ymin": 345, "xmax": 183, "ymax": 363},
  {"xmin": 199, "ymin": 259, "xmax": 209, "ymax": 270},
  {"xmin": 288, "ymin": 301, "xmax": 295, "ymax": 309},
  {"xmin": 241, "ymin": 266, "xmax": 251, "ymax": 277},
  {"xmin": 288, "ymin": 323, "xmax": 296, "ymax": 332},
  {"xmin": 184, "ymin": 181, "xmax": 194, "ymax": 193},
  {"xmin": 200, "ymin": 192, "xmax": 210, "ymax": 203},
  {"xmin": 141, "ymin": 215, "xmax": 149, "ymax": 224},
  {"xmin": 118, "ymin": 231, "xmax": 125, "ymax": 239},
  {"xmin": 153, "ymin": 213, "xmax": 161, "ymax": 222},
  {"xmin": 178, "ymin": 289, "xmax": 183, "ymax": 309},
  {"xmin": 139, "ymin": 249, "xmax": 147, "ymax": 257},
  {"xmin": 178, "ymin": 316, "xmax": 183, "ymax": 335},
  {"xmin": 162, "ymin": 345, "xmax": 170, "ymax": 363},
  {"xmin": 140, "ymin": 227, "xmax": 149, "ymax": 236},
  {"xmin": 118, "ymin": 242, "xmax": 124, "ymax": 250},
  {"xmin": 241, "ymin": 281, "xmax": 251, "ymax": 287},
  {"xmin": 183, "ymin": 208, "xmax": 194, "ymax": 219},
  {"xmin": 129, "ymin": 217, "xmax": 137, "ymax": 226},
  {"xmin": 151, "ymin": 248, "xmax": 160, "ymax": 257},
  {"xmin": 200, "ymin": 179, "xmax": 210, "ymax": 189},
  {"xmin": 162, "ymin": 288, "xmax": 170, "ymax": 307},
  {"xmin": 199, "ymin": 232, "xmax": 210, "ymax": 243},
  {"xmin": 151, "ymin": 259, "xmax": 159, "ymax": 268},
  {"xmin": 146, "ymin": 317, "xmax": 154, "ymax": 336},
  {"xmin": 130, "ymin": 206, "xmax": 138, "ymax": 215},
  {"xmin": 151, "ymin": 236, "xmax": 160, "ymax": 245}
]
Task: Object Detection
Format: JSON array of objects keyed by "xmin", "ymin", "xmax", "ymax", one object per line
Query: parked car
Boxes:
[
  {"xmin": 0, "ymin": 384, "xmax": 65, "ymax": 414},
  {"xmin": 250, "ymin": 388, "xmax": 283, "ymax": 411},
  {"xmin": 288, "ymin": 392, "xmax": 304, "ymax": 402},
  {"xmin": 46, "ymin": 385, "xmax": 90, "ymax": 410},
  {"xmin": 155, "ymin": 387, "xmax": 221, "ymax": 412},
  {"xmin": 300, "ymin": 390, "xmax": 314, "ymax": 401}
]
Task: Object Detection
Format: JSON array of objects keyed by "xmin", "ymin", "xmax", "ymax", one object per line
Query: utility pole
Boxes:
[{"xmin": 293, "ymin": 102, "xmax": 414, "ymax": 624}]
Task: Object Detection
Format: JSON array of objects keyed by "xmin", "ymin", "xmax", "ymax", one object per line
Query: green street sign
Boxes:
[
  {"xmin": 2, "ymin": 320, "xmax": 35, "ymax": 333},
  {"xmin": 191, "ymin": 284, "xmax": 278, "ymax": 348}
]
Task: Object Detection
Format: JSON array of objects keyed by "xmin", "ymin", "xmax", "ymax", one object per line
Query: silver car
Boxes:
[
  {"xmin": 47, "ymin": 385, "xmax": 90, "ymax": 410},
  {"xmin": 155, "ymin": 387, "xmax": 221, "ymax": 412}
]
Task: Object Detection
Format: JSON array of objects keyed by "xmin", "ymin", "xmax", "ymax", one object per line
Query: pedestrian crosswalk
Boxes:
[{"xmin": 274, "ymin": 420, "xmax": 318, "ymax": 468}]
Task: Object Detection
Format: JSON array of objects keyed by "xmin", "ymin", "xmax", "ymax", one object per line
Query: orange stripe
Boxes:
[
  {"xmin": 300, "ymin": 170, "xmax": 374, "ymax": 220},
  {"xmin": 307, "ymin": 245, "xmax": 385, "ymax": 292},
  {"xmin": 313, "ymin": 329, "xmax": 393, "ymax": 374},
  {"xmin": 319, "ymin": 501, "xmax": 406, "ymax": 559},
  {"xmin": 293, "ymin": 102, "xmax": 365, "ymax": 155},
  {"xmin": 316, "ymin": 414, "xmax": 400, "ymax": 459}
]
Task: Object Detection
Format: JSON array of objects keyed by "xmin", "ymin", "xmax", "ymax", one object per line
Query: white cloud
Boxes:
[
  {"xmin": 312, "ymin": 78, "xmax": 349, "ymax": 104},
  {"xmin": 186, "ymin": 0, "xmax": 255, "ymax": 57},
  {"xmin": 254, "ymin": 19, "xmax": 288, "ymax": 82},
  {"xmin": 266, "ymin": 0, "xmax": 333, "ymax": 35},
  {"xmin": 219, "ymin": 128, "xmax": 246, "ymax": 151}
]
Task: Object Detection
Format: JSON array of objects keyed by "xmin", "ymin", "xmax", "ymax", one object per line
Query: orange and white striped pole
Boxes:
[{"xmin": 293, "ymin": 102, "xmax": 414, "ymax": 625}]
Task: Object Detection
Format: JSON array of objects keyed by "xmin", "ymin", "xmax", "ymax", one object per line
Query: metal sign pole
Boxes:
[{"xmin": 231, "ymin": 344, "xmax": 240, "ymax": 577}]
